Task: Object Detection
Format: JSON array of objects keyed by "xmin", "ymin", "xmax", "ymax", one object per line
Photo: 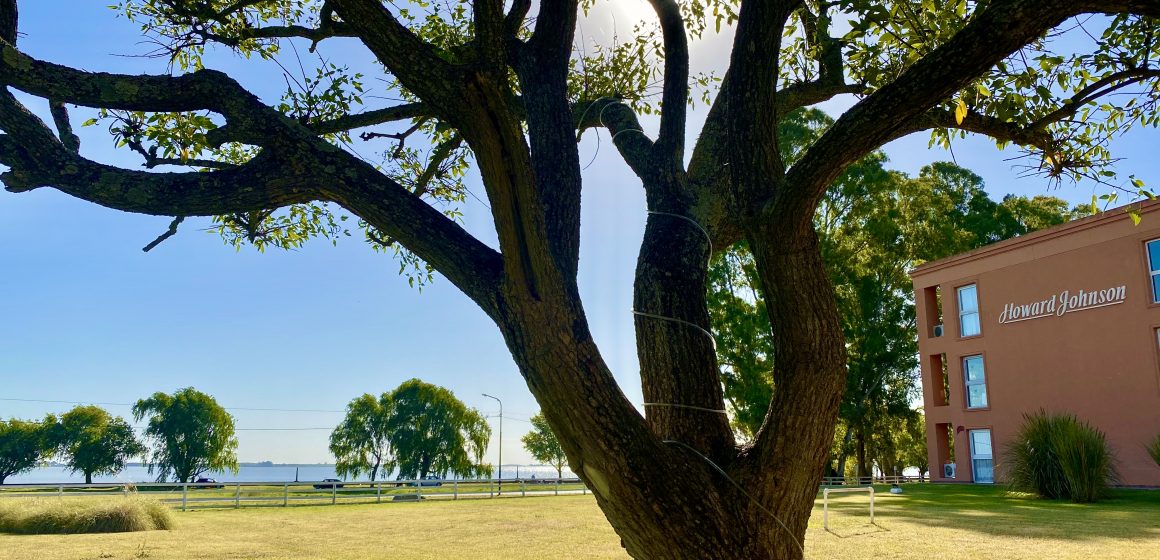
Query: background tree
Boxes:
[
  {"xmin": 521, "ymin": 412, "xmax": 568, "ymax": 479},
  {"xmin": 132, "ymin": 388, "xmax": 239, "ymax": 483},
  {"xmin": 51, "ymin": 405, "xmax": 144, "ymax": 484},
  {"xmin": 2, "ymin": 0, "xmax": 1157, "ymax": 556},
  {"xmin": 388, "ymin": 379, "xmax": 490, "ymax": 480},
  {"xmin": 0, "ymin": 418, "xmax": 51, "ymax": 485},
  {"xmin": 329, "ymin": 393, "xmax": 395, "ymax": 481}
]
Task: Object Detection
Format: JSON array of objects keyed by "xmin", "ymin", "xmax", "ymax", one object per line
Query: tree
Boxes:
[
  {"xmin": 0, "ymin": 419, "xmax": 50, "ymax": 485},
  {"xmin": 521, "ymin": 412, "xmax": 568, "ymax": 479},
  {"xmin": 388, "ymin": 379, "xmax": 490, "ymax": 480},
  {"xmin": 132, "ymin": 388, "xmax": 239, "ymax": 483},
  {"xmin": 329, "ymin": 393, "xmax": 394, "ymax": 481},
  {"xmin": 51, "ymin": 405, "xmax": 145, "ymax": 484},
  {"xmin": 2, "ymin": 0, "xmax": 1158, "ymax": 556}
]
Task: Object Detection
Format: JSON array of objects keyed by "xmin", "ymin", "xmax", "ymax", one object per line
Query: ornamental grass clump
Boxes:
[
  {"xmin": 1004, "ymin": 410, "xmax": 1117, "ymax": 503},
  {"xmin": 1148, "ymin": 433, "xmax": 1160, "ymax": 470},
  {"xmin": 0, "ymin": 496, "xmax": 173, "ymax": 534}
]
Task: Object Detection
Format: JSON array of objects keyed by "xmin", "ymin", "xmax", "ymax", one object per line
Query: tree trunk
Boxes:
[
  {"xmin": 85, "ymin": 471, "xmax": 92, "ymax": 484},
  {"xmin": 856, "ymin": 428, "xmax": 868, "ymax": 480},
  {"xmin": 836, "ymin": 426, "xmax": 854, "ymax": 479}
]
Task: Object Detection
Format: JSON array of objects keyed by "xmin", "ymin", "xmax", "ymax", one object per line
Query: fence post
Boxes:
[
  {"xmin": 182, "ymin": 484, "xmax": 188, "ymax": 512},
  {"xmin": 823, "ymin": 488, "xmax": 830, "ymax": 531},
  {"xmin": 490, "ymin": 479, "xmax": 494, "ymax": 498},
  {"xmin": 58, "ymin": 484, "xmax": 63, "ymax": 497},
  {"xmin": 521, "ymin": 480, "xmax": 526, "ymax": 497},
  {"xmin": 377, "ymin": 481, "xmax": 382, "ymax": 504},
  {"xmin": 869, "ymin": 486, "xmax": 875, "ymax": 525},
  {"xmin": 555, "ymin": 478, "xmax": 559, "ymax": 496},
  {"xmin": 416, "ymin": 480, "xmax": 422, "ymax": 500},
  {"xmin": 331, "ymin": 483, "xmax": 337, "ymax": 505},
  {"xmin": 283, "ymin": 483, "xmax": 289, "ymax": 507},
  {"xmin": 235, "ymin": 482, "xmax": 241, "ymax": 509},
  {"xmin": 453, "ymin": 480, "xmax": 458, "ymax": 500},
  {"xmin": 582, "ymin": 483, "xmax": 587, "ymax": 495}
]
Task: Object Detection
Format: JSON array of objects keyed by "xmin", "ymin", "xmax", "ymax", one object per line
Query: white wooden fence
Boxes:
[{"xmin": 0, "ymin": 478, "xmax": 589, "ymax": 511}]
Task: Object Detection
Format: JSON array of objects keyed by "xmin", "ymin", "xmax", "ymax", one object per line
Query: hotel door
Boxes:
[{"xmin": 969, "ymin": 429, "xmax": 994, "ymax": 483}]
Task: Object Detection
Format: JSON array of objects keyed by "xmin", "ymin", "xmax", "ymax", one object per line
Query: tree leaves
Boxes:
[
  {"xmin": 521, "ymin": 413, "xmax": 568, "ymax": 478},
  {"xmin": 132, "ymin": 388, "xmax": 239, "ymax": 483},
  {"xmin": 330, "ymin": 379, "xmax": 491, "ymax": 481}
]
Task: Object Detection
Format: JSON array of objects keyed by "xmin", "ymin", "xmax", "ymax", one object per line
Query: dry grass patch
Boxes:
[
  {"xmin": 0, "ymin": 497, "xmax": 173, "ymax": 535},
  {"xmin": 1, "ymin": 485, "xmax": 1159, "ymax": 559}
]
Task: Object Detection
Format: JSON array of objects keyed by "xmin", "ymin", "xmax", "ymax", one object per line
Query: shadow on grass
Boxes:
[{"xmin": 816, "ymin": 483, "xmax": 1160, "ymax": 542}]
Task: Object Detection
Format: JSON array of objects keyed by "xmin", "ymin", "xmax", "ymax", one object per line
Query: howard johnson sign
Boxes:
[{"xmin": 998, "ymin": 286, "xmax": 1127, "ymax": 324}]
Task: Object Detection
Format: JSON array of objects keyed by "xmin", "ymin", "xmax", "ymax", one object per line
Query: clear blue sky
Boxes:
[{"xmin": 1, "ymin": 3, "xmax": 1157, "ymax": 464}]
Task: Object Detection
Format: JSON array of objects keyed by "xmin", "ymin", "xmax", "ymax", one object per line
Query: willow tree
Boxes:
[{"xmin": 1, "ymin": 0, "xmax": 1158, "ymax": 557}]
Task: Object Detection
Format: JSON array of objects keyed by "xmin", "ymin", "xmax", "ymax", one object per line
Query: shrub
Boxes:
[
  {"xmin": 0, "ymin": 497, "xmax": 173, "ymax": 534},
  {"xmin": 1148, "ymin": 433, "xmax": 1160, "ymax": 470},
  {"xmin": 1003, "ymin": 410, "xmax": 1117, "ymax": 503}
]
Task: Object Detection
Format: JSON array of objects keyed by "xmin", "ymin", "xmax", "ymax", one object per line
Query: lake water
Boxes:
[{"xmin": 6, "ymin": 464, "xmax": 575, "ymax": 484}]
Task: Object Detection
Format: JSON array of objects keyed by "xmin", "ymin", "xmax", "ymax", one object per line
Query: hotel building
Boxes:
[{"xmin": 910, "ymin": 200, "xmax": 1160, "ymax": 486}]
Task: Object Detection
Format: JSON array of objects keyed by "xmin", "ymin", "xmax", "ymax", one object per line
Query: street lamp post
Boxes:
[{"xmin": 483, "ymin": 393, "xmax": 502, "ymax": 495}]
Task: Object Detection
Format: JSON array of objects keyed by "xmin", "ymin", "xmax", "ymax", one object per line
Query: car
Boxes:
[
  {"xmin": 193, "ymin": 477, "xmax": 223, "ymax": 489},
  {"xmin": 396, "ymin": 475, "xmax": 443, "ymax": 487},
  {"xmin": 313, "ymin": 478, "xmax": 344, "ymax": 490}
]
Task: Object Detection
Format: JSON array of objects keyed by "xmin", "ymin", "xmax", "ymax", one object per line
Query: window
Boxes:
[
  {"xmin": 963, "ymin": 355, "xmax": 988, "ymax": 409},
  {"xmin": 923, "ymin": 285, "xmax": 943, "ymax": 336},
  {"xmin": 957, "ymin": 284, "xmax": 980, "ymax": 337},
  {"xmin": 969, "ymin": 429, "xmax": 994, "ymax": 484},
  {"xmin": 1147, "ymin": 239, "xmax": 1160, "ymax": 303}
]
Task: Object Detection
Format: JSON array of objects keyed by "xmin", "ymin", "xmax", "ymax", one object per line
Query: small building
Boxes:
[{"xmin": 910, "ymin": 200, "xmax": 1160, "ymax": 486}]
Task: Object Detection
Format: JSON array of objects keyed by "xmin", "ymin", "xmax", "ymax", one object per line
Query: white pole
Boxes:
[
  {"xmin": 182, "ymin": 484, "xmax": 188, "ymax": 512},
  {"xmin": 284, "ymin": 483, "xmax": 289, "ymax": 507},
  {"xmin": 869, "ymin": 486, "xmax": 875, "ymax": 525},
  {"xmin": 377, "ymin": 481, "xmax": 382, "ymax": 504},
  {"xmin": 823, "ymin": 488, "xmax": 830, "ymax": 531},
  {"xmin": 235, "ymin": 482, "xmax": 241, "ymax": 509},
  {"xmin": 454, "ymin": 480, "xmax": 458, "ymax": 500},
  {"xmin": 483, "ymin": 393, "xmax": 502, "ymax": 496},
  {"xmin": 331, "ymin": 482, "xmax": 337, "ymax": 505}
]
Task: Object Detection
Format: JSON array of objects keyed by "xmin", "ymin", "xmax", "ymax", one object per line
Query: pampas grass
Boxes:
[
  {"xmin": 1003, "ymin": 410, "xmax": 1117, "ymax": 503},
  {"xmin": 0, "ymin": 496, "xmax": 173, "ymax": 534}
]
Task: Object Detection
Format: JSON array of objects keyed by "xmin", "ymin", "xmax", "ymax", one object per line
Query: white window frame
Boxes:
[
  {"xmin": 1147, "ymin": 239, "xmax": 1160, "ymax": 303},
  {"xmin": 969, "ymin": 429, "xmax": 994, "ymax": 484},
  {"xmin": 957, "ymin": 284, "xmax": 980, "ymax": 337},
  {"xmin": 963, "ymin": 355, "xmax": 988, "ymax": 409}
]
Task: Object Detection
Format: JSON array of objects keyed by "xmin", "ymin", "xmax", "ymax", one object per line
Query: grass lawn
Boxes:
[{"xmin": 1, "ymin": 484, "xmax": 1158, "ymax": 559}]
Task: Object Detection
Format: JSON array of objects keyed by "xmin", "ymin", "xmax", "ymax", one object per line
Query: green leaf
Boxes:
[{"xmin": 1129, "ymin": 211, "xmax": 1141, "ymax": 226}]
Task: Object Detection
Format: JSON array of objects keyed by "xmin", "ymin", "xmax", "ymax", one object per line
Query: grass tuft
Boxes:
[
  {"xmin": 0, "ymin": 497, "xmax": 173, "ymax": 534},
  {"xmin": 1148, "ymin": 432, "xmax": 1160, "ymax": 469},
  {"xmin": 1003, "ymin": 410, "xmax": 1117, "ymax": 503}
]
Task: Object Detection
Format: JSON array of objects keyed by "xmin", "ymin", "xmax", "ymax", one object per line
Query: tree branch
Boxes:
[
  {"xmin": 142, "ymin": 216, "xmax": 185, "ymax": 252},
  {"xmin": 648, "ymin": 0, "xmax": 689, "ymax": 163},
  {"xmin": 47, "ymin": 100, "xmax": 78, "ymax": 153},
  {"xmin": 504, "ymin": 0, "xmax": 532, "ymax": 38},
  {"xmin": 774, "ymin": 0, "xmax": 1087, "ymax": 233},
  {"xmin": 0, "ymin": 42, "xmax": 294, "ymax": 147},
  {"xmin": 329, "ymin": 0, "xmax": 465, "ymax": 114},
  {"xmin": 774, "ymin": 82, "xmax": 867, "ymax": 114}
]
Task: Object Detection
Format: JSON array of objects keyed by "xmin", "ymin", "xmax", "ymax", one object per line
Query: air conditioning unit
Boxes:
[
  {"xmin": 933, "ymin": 324, "xmax": 945, "ymax": 337},
  {"xmin": 943, "ymin": 463, "xmax": 956, "ymax": 478}
]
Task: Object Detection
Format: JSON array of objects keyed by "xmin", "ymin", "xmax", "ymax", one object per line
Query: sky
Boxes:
[{"xmin": 1, "ymin": 2, "xmax": 1158, "ymax": 465}]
